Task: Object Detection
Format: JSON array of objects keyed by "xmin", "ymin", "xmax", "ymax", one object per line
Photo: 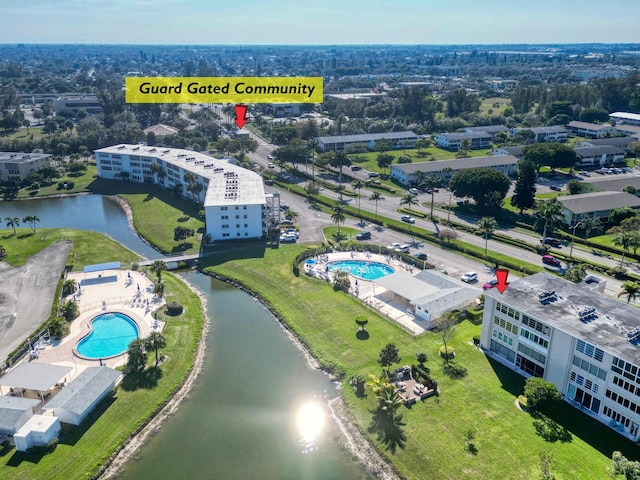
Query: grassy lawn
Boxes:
[
  {"xmin": 88, "ymin": 178, "xmax": 205, "ymax": 255},
  {"xmin": 0, "ymin": 227, "xmax": 141, "ymax": 268},
  {"xmin": 2, "ymin": 274, "xmax": 204, "ymax": 480},
  {"xmin": 349, "ymin": 147, "xmax": 495, "ymax": 176},
  {"xmin": 0, "ymin": 232, "xmax": 204, "ymax": 480},
  {"xmin": 16, "ymin": 165, "xmax": 99, "ymax": 198},
  {"xmin": 201, "ymin": 245, "xmax": 639, "ymax": 479},
  {"xmin": 0, "ymin": 126, "xmax": 48, "ymax": 142},
  {"xmin": 479, "ymin": 97, "xmax": 511, "ymax": 116}
]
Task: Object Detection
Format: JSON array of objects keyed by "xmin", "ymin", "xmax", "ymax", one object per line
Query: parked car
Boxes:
[
  {"xmin": 483, "ymin": 279, "xmax": 499, "ymax": 290},
  {"xmin": 549, "ymin": 185, "xmax": 561, "ymax": 191},
  {"xmin": 356, "ymin": 230, "xmax": 371, "ymax": 240},
  {"xmin": 280, "ymin": 219, "xmax": 293, "ymax": 226},
  {"xmin": 394, "ymin": 244, "xmax": 410, "ymax": 253},
  {"xmin": 350, "ymin": 165, "xmax": 362, "ymax": 171},
  {"xmin": 279, "ymin": 235, "xmax": 296, "ymax": 243},
  {"xmin": 541, "ymin": 237, "xmax": 561, "ymax": 247},
  {"xmin": 401, "ymin": 215, "xmax": 416, "ymax": 224},
  {"xmin": 267, "ymin": 154, "xmax": 275, "ymax": 160},
  {"xmin": 387, "ymin": 242, "xmax": 401, "ymax": 250},
  {"xmin": 264, "ymin": 178, "xmax": 273, "ymax": 185},
  {"xmin": 409, "ymin": 187, "xmax": 419, "ymax": 195},
  {"xmin": 268, "ymin": 162, "xmax": 275, "ymax": 168},
  {"xmin": 368, "ymin": 171, "xmax": 379, "ymax": 178},
  {"xmin": 461, "ymin": 272, "xmax": 478, "ymax": 283},
  {"xmin": 542, "ymin": 255, "xmax": 561, "ymax": 266},
  {"xmin": 414, "ymin": 252, "xmax": 428, "ymax": 261},
  {"xmin": 283, "ymin": 228, "xmax": 299, "ymax": 238}
]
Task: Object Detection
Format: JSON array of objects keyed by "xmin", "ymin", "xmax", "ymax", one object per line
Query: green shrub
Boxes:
[
  {"xmin": 518, "ymin": 395, "xmax": 530, "ymax": 409},
  {"xmin": 439, "ymin": 345, "xmax": 455, "ymax": 359},
  {"xmin": 472, "ymin": 335, "xmax": 480, "ymax": 346},
  {"xmin": 165, "ymin": 301, "xmax": 184, "ymax": 316}
]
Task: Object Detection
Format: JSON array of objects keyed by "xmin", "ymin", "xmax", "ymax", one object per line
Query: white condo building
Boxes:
[
  {"xmin": 94, "ymin": 144, "xmax": 276, "ymax": 241},
  {"xmin": 481, "ymin": 272, "xmax": 640, "ymax": 441}
]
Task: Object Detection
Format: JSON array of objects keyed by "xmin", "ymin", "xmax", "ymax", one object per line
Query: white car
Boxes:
[
  {"xmin": 460, "ymin": 272, "xmax": 478, "ymax": 283},
  {"xmin": 394, "ymin": 244, "xmax": 410, "ymax": 253},
  {"xmin": 401, "ymin": 215, "xmax": 416, "ymax": 224},
  {"xmin": 387, "ymin": 242, "xmax": 401, "ymax": 250},
  {"xmin": 268, "ymin": 163, "xmax": 275, "ymax": 168},
  {"xmin": 409, "ymin": 188, "xmax": 419, "ymax": 195}
]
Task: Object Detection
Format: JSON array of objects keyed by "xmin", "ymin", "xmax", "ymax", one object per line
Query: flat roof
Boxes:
[
  {"xmin": 436, "ymin": 131, "xmax": 492, "ymax": 140},
  {"xmin": 529, "ymin": 126, "xmax": 568, "ymax": 134},
  {"xmin": 581, "ymin": 137, "xmax": 634, "ymax": 149},
  {"xmin": 465, "ymin": 125, "xmax": 509, "ymax": 134},
  {"xmin": 486, "ymin": 272, "xmax": 640, "ymax": 365},
  {"xmin": 610, "ymin": 112, "xmax": 640, "ymax": 121},
  {"xmin": 0, "ymin": 152, "xmax": 51, "ymax": 164},
  {"xmin": 586, "ymin": 176, "xmax": 640, "ymax": 193},
  {"xmin": 558, "ymin": 191, "xmax": 640, "ymax": 214},
  {"xmin": 46, "ymin": 367, "xmax": 120, "ymax": 415},
  {"xmin": 0, "ymin": 363, "xmax": 71, "ymax": 392},
  {"xmin": 316, "ymin": 131, "xmax": 417, "ymax": 144},
  {"xmin": 95, "ymin": 145, "xmax": 266, "ymax": 208},
  {"xmin": 391, "ymin": 155, "xmax": 518, "ymax": 175}
]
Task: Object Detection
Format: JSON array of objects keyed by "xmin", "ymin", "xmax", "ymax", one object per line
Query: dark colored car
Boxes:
[
  {"xmin": 356, "ymin": 231, "xmax": 371, "ymax": 240},
  {"xmin": 414, "ymin": 252, "xmax": 428, "ymax": 261},
  {"xmin": 542, "ymin": 255, "xmax": 561, "ymax": 266},
  {"xmin": 541, "ymin": 237, "xmax": 561, "ymax": 247}
]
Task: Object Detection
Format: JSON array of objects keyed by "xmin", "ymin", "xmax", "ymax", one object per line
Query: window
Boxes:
[
  {"xmin": 516, "ymin": 354, "xmax": 545, "ymax": 377},
  {"xmin": 577, "ymin": 340, "xmax": 604, "ymax": 363}
]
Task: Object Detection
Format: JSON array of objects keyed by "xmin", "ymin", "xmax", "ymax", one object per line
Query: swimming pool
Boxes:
[
  {"xmin": 326, "ymin": 260, "xmax": 394, "ymax": 280},
  {"xmin": 76, "ymin": 312, "xmax": 139, "ymax": 359}
]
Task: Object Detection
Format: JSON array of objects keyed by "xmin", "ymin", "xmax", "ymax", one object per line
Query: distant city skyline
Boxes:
[{"xmin": 2, "ymin": 0, "xmax": 640, "ymax": 45}]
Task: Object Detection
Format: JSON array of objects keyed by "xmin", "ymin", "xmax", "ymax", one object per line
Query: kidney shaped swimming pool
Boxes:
[
  {"xmin": 76, "ymin": 312, "xmax": 139, "ymax": 359},
  {"xmin": 326, "ymin": 260, "xmax": 394, "ymax": 280}
]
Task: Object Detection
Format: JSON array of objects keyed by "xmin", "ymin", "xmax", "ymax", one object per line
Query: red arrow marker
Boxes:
[
  {"xmin": 495, "ymin": 269, "xmax": 509, "ymax": 294},
  {"xmin": 234, "ymin": 104, "xmax": 248, "ymax": 129}
]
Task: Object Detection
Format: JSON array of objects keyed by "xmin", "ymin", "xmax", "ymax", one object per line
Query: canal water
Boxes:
[{"xmin": 1, "ymin": 196, "xmax": 369, "ymax": 479}]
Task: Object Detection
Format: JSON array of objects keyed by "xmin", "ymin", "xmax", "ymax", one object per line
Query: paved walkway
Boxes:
[{"xmin": 29, "ymin": 269, "xmax": 166, "ymax": 380}]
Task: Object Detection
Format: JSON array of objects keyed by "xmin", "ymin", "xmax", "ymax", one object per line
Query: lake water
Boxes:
[{"xmin": 0, "ymin": 195, "xmax": 369, "ymax": 479}]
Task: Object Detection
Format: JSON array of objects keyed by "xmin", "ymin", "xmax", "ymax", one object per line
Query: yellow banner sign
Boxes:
[{"xmin": 126, "ymin": 77, "xmax": 323, "ymax": 104}]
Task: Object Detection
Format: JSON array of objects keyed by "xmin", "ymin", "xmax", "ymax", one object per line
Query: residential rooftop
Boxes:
[
  {"xmin": 0, "ymin": 152, "xmax": 51, "ymax": 164},
  {"xmin": 485, "ymin": 272, "xmax": 640, "ymax": 365},
  {"xmin": 574, "ymin": 145, "xmax": 626, "ymax": 157},
  {"xmin": 316, "ymin": 131, "xmax": 417, "ymax": 144},
  {"xmin": 558, "ymin": 191, "xmax": 640, "ymax": 215},
  {"xmin": 391, "ymin": 155, "xmax": 518, "ymax": 175},
  {"xmin": 94, "ymin": 144, "xmax": 266, "ymax": 208}
]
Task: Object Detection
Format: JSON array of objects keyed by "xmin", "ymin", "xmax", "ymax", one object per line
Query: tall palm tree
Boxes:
[
  {"xmin": 369, "ymin": 191, "xmax": 384, "ymax": 219},
  {"xmin": 183, "ymin": 172, "xmax": 196, "ymax": 201},
  {"xmin": 417, "ymin": 174, "xmax": 439, "ymax": 219},
  {"xmin": 476, "ymin": 217, "xmax": 498, "ymax": 257},
  {"xmin": 331, "ymin": 203, "xmax": 346, "ymax": 235},
  {"xmin": 535, "ymin": 198, "xmax": 563, "ymax": 243},
  {"xmin": 352, "ymin": 179, "xmax": 364, "ymax": 222},
  {"xmin": 307, "ymin": 138, "xmax": 318, "ymax": 182},
  {"xmin": 22, "ymin": 215, "xmax": 40, "ymax": 233},
  {"xmin": 400, "ymin": 193, "xmax": 418, "ymax": 237},
  {"xmin": 579, "ymin": 215, "xmax": 602, "ymax": 242},
  {"xmin": 330, "ymin": 151, "xmax": 351, "ymax": 200},
  {"xmin": 5, "ymin": 217, "xmax": 19, "ymax": 235},
  {"xmin": 612, "ymin": 229, "xmax": 634, "ymax": 268},
  {"xmin": 144, "ymin": 331, "xmax": 167, "ymax": 366},
  {"xmin": 150, "ymin": 260, "xmax": 167, "ymax": 283},
  {"xmin": 618, "ymin": 282, "xmax": 640, "ymax": 304}
]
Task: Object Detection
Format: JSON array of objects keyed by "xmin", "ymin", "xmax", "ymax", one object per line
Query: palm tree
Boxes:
[
  {"xmin": 144, "ymin": 331, "xmax": 167, "ymax": 366},
  {"xmin": 62, "ymin": 278, "xmax": 77, "ymax": 296},
  {"xmin": 183, "ymin": 172, "xmax": 197, "ymax": 201},
  {"xmin": 535, "ymin": 198, "xmax": 563, "ymax": 243},
  {"xmin": 619, "ymin": 282, "xmax": 640, "ymax": 304},
  {"xmin": 400, "ymin": 193, "xmax": 419, "ymax": 237},
  {"xmin": 417, "ymin": 174, "xmax": 439, "ymax": 219},
  {"xmin": 369, "ymin": 191, "xmax": 384, "ymax": 219},
  {"xmin": 307, "ymin": 138, "xmax": 319, "ymax": 182},
  {"xmin": 126, "ymin": 338, "xmax": 148, "ymax": 373},
  {"xmin": 153, "ymin": 282, "xmax": 165, "ymax": 298},
  {"xmin": 611, "ymin": 229, "xmax": 634, "ymax": 268},
  {"xmin": 476, "ymin": 217, "xmax": 498, "ymax": 257},
  {"xmin": 22, "ymin": 215, "xmax": 40, "ymax": 233},
  {"xmin": 150, "ymin": 260, "xmax": 167, "ymax": 283},
  {"xmin": 5, "ymin": 217, "xmax": 19, "ymax": 235},
  {"xmin": 330, "ymin": 151, "xmax": 351, "ymax": 200},
  {"xmin": 352, "ymin": 179, "xmax": 364, "ymax": 222},
  {"xmin": 331, "ymin": 203, "xmax": 346, "ymax": 235},
  {"xmin": 579, "ymin": 215, "xmax": 602, "ymax": 242}
]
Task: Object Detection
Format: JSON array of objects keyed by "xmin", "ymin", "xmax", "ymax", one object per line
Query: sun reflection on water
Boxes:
[{"xmin": 296, "ymin": 401, "xmax": 326, "ymax": 453}]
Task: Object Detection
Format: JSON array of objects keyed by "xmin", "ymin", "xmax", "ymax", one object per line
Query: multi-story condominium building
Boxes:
[
  {"xmin": 94, "ymin": 144, "xmax": 275, "ymax": 241},
  {"xmin": 0, "ymin": 152, "xmax": 51, "ymax": 182},
  {"xmin": 558, "ymin": 191, "xmax": 640, "ymax": 226},
  {"xmin": 574, "ymin": 146, "xmax": 626, "ymax": 167},
  {"xmin": 53, "ymin": 95, "xmax": 103, "ymax": 116},
  {"xmin": 433, "ymin": 131, "xmax": 492, "ymax": 150},
  {"xmin": 389, "ymin": 155, "xmax": 518, "ymax": 186},
  {"xmin": 481, "ymin": 272, "xmax": 640, "ymax": 440},
  {"xmin": 316, "ymin": 131, "xmax": 418, "ymax": 153},
  {"xmin": 610, "ymin": 112, "xmax": 640, "ymax": 127},
  {"xmin": 567, "ymin": 121, "xmax": 617, "ymax": 139}
]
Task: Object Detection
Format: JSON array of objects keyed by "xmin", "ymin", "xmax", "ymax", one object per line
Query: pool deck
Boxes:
[
  {"xmin": 305, "ymin": 251, "xmax": 432, "ymax": 335},
  {"xmin": 28, "ymin": 269, "xmax": 166, "ymax": 379}
]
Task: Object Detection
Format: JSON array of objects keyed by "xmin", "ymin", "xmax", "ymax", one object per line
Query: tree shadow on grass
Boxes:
[
  {"xmin": 531, "ymin": 411, "xmax": 573, "ymax": 443},
  {"xmin": 120, "ymin": 366, "xmax": 163, "ymax": 392},
  {"xmin": 356, "ymin": 330, "xmax": 370, "ymax": 340},
  {"xmin": 368, "ymin": 411, "xmax": 407, "ymax": 454},
  {"xmin": 442, "ymin": 361, "xmax": 468, "ymax": 380}
]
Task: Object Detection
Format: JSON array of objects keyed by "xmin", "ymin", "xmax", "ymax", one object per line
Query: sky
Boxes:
[{"xmin": 2, "ymin": 0, "xmax": 640, "ymax": 45}]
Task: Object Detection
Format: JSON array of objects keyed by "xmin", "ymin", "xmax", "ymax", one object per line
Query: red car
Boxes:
[
  {"xmin": 542, "ymin": 255, "xmax": 561, "ymax": 266},
  {"xmin": 483, "ymin": 279, "xmax": 498, "ymax": 290}
]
